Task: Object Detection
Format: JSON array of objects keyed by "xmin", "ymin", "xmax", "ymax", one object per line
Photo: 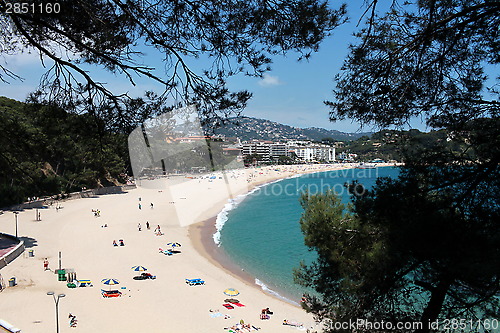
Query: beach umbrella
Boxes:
[
  {"xmin": 131, "ymin": 266, "xmax": 147, "ymax": 272},
  {"xmin": 223, "ymin": 288, "xmax": 240, "ymax": 296},
  {"xmin": 166, "ymin": 242, "xmax": 181, "ymax": 248},
  {"xmin": 101, "ymin": 278, "xmax": 119, "ymax": 290}
]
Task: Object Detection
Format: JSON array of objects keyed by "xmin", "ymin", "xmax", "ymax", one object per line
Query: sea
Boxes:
[{"xmin": 215, "ymin": 166, "xmax": 400, "ymax": 304}]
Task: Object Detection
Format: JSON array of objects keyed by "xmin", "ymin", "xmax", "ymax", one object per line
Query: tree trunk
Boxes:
[{"xmin": 414, "ymin": 276, "xmax": 452, "ymax": 333}]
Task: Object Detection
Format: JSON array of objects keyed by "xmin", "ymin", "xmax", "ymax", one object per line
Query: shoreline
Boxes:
[
  {"xmin": 0, "ymin": 163, "xmax": 396, "ymax": 332},
  {"xmin": 188, "ymin": 217, "xmax": 260, "ymax": 293},
  {"xmin": 187, "ymin": 163, "xmax": 369, "ymax": 305}
]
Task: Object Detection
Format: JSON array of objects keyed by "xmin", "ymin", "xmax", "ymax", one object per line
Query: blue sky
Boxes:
[{"xmin": 0, "ymin": 1, "xmax": 429, "ymax": 133}]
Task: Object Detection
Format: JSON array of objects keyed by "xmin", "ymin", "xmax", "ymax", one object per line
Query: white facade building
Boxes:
[
  {"xmin": 241, "ymin": 140, "xmax": 335, "ymax": 162},
  {"xmin": 288, "ymin": 144, "xmax": 335, "ymax": 162}
]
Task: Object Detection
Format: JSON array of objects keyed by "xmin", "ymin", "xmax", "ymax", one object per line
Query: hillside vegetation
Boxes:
[{"xmin": 0, "ymin": 97, "xmax": 128, "ymax": 207}]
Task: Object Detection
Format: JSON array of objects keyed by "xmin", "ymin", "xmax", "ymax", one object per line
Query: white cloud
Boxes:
[{"xmin": 258, "ymin": 73, "xmax": 283, "ymax": 87}]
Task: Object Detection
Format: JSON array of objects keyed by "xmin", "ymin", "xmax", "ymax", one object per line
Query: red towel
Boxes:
[
  {"xmin": 222, "ymin": 303, "xmax": 234, "ymax": 309},
  {"xmin": 230, "ymin": 302, "xmax": 245, "ymax": 307}
]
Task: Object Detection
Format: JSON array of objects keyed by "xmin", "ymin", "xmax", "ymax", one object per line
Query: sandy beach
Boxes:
[{"xmin": 0, "ymin": 164, "xmax": 360, "ymax": 332}]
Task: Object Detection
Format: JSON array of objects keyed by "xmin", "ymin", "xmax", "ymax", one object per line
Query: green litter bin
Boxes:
[{"xmin": 57, "ymin": 269, "xmax": 66, "ymax": 281}]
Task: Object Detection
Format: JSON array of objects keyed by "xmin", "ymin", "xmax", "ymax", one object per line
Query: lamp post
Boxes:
[
  {"xmin": 13, "ymin": 212, "xmax": 19, "ymax": 238},
  {"xmin": 47, "ymin": 292, "xmax": 65, "ymax": 333}
]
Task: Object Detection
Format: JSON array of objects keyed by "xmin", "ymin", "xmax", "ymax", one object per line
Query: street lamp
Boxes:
[
  {"xmin": 47, "ymin": 292, "xmax": 65, "ymax": 333},
  {"xmin": 13, "ymin": 212, "xmax": 19, "ymax": 238}
]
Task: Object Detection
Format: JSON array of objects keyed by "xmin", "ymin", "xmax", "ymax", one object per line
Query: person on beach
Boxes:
[
  {"xmin": 138, "ymin": 223, "xmax": 142, "ymax": 231},
  {"xmin": 154, "ymin": 225, "xmax": 162, "ymax": 235},
  {"xmin": 69, "ymin": 313, "xmax": 77, "ymax": 327},
  {"xmin": 150, "ymin": 202, "xmax": 154, "ymax": 209},
  {"xmin": 43, "ymin": 258, "xmax": 49, "ymax": 270},
  {"xmin": 260, "ymin": 308, "xmax": 271, "ymax": 320},
  {"xmin": 146, "ymin": 221, "xmax": 150, "ymax": 230},
  {"xmin": 113, "ymin": 240, "xmax": 118, "ymax": 246},
  {"xmin": 138, "ymin": 203, "xmax": 142, "ymax": 210}
]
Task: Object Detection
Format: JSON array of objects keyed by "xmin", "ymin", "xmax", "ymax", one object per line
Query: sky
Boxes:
[{"xmin": 0, "ymin": 1, "xmax": 429, "ymax": 134}]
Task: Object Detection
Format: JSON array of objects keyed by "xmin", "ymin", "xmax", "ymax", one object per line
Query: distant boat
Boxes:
[{"xmin": 356, "ymin": 163, "xmax": 377, "ymax": 169}]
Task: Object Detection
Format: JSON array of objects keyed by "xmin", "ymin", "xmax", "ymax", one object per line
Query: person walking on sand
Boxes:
[
  {"xmin": 154, "ymin": 225, "xmax": 162, "ymax": 235},
  {"xmin": 150, "ymin": 202, "xmax": 154, "ymax": 209},
  {"xmin": 146, "ymin": 221, "xmax": 150, "ymax": 230},
  {"xmin": 43, "ymin": 258, "xmax": 49, "ymax": 271},
  {"xmin": 138, "ymin": 203, "xmax": 142, "ymax": 210}
]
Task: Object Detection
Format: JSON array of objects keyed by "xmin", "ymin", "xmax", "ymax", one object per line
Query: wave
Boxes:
[
  {"xmin": 255, "ymin": 278, "xmax": 299, "ymax": 306},
  {"xmin": 212, "ymin": 185, "xmax": 263, "ymax": 245},
  {"xmin": 212, "ymin": 173, "xmax": 309, "ymax": 246},
  {"xmin": 212, "ymin": 199, "xmax": 237, "ymax": 245}
]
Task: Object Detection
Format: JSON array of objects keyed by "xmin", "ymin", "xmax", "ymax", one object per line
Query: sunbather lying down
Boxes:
[
  {"xmin": 283, "ymin": 319, "xmax": 303, "ymax": 327},
  {"xmin": 133, "ymin": 272, "xmax": 156, "ymax": 280},
  {"xmin": 224, "ymin": 323, "xmax": 261, "ymax": 332}
]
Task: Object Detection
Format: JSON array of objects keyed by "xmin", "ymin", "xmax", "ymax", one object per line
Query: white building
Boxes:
[
  {"xmin": 241, "ymin": 140, "xmax": 335, "ymax": 163},
  {"xmin": 288, "ymin": 144, "xmax": 335, "ymax": 162},
  {"xmin": 241, "ymin": 141, "xmax": 272, "ymax": 157},
  {"xmin": 269, "ymin": 143, "xmax": 287, "ymax": 157}
]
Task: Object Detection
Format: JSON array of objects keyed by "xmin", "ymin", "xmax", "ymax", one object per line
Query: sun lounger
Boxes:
[
  {"xmin": 77, "ymin": 279, "xmax": 93, "ymax": 287},
  {"xmin": 159, "ymin": 248, "xmax": 173, "ymax": 255},
  {"xmin": 101, "ymin": 289, "xmax": 122, "ymax": 298},
  {"xmin": 185, "ymin": 278, "xmax": 205, "ymax": 286}
]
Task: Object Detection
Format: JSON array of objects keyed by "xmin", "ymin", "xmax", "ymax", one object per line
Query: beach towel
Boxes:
[
  {"xmin": 229, "ymin": 302, "xmax": 245, "ymax": 307},
  {"xmin": 210, "ymin": 312, "xmax": 223, "ymax": 318},
  {"xmin": 222, "ymin": 303, "xmax": 234, "ymax": 309}
]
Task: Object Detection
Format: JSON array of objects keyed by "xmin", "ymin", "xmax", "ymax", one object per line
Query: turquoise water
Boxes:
[{"xmin": 217, "ymin": 166, "xmax": 400, "ymax": 303}]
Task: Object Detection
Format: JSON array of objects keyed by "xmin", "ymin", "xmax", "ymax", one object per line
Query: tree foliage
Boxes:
[
  {"xmin": 297, "ymin": 1, "xmax": 500, "ymax": 332},
  {"xmin": 0, "ymin": 0, "xmax": 345, "ymax": 130},
  {"xmin": 298, "ymin": 166, "xmax": 500, "ymax": 332},
  {"xmin": 327, "ymin": 0, "xmax": 500, "ymax": 129},
  {"xmin": 0, "ymin": 96, "xmax": 128, "ymax": 207}
]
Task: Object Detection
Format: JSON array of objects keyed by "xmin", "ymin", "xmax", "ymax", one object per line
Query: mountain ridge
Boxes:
[{"xmin": 215, "ymin": 117, "xmax": 371, "ymax": 141}]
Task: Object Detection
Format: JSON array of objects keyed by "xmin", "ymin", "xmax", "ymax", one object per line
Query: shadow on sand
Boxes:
[{"xmin": 19, "ymin": 236, "xmax": 38, "ymax": 249}]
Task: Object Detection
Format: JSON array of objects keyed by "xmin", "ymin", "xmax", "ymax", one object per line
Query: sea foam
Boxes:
[
  {"xmin": 255, "ymin": 279, "xmax": 300, "ymax": 306},
  {"xmin": 212, "ymin": 175, "xmax": 302, "ymax": 246}
]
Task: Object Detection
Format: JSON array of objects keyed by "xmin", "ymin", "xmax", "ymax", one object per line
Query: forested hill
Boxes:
[
  {"xmin": 0, "ymin": 97, "xmax": 129, "ymax": 208},
  {"xmin": 215, "ymin": 117, "xmax": 371, "ymax": 141}
]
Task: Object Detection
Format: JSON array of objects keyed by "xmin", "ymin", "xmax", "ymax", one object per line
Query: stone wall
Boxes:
[
  {"xmin": 0, "ymin": 234, "xmax": 24, "ymax": 270},
  {"xmin": 3, "ymin": 184, "xmax": 137, "ymax": 211}
]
